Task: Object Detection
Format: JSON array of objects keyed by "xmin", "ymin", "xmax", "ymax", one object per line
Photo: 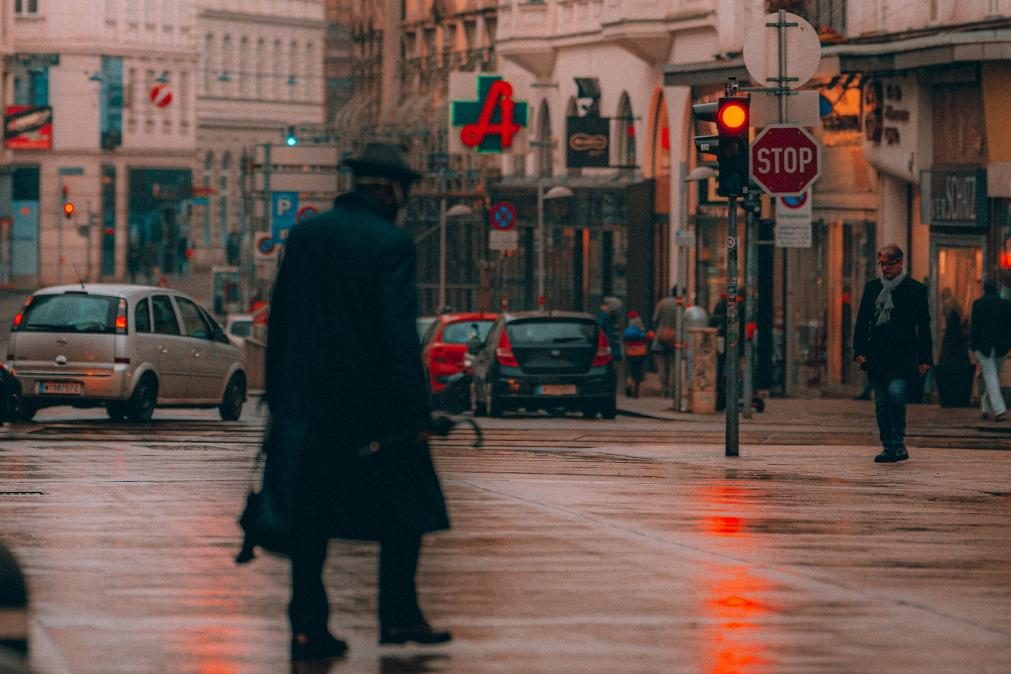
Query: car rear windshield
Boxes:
[
  {"xmin": 506, "ymin": 320, "xmax": 596, "ymax": 346},
  {"xmin": 442, "ymin": 320, "xmax": 495, "ymax": 344},
  {"xmin": 20, "ymin": 293, "xmax": 119, "ymax": 334}
]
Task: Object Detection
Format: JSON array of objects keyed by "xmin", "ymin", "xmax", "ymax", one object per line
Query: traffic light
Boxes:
[
  {"xmin": 285, "ymin": 125, "xmax": 298, "ymax": 146},
  {"xmin": 62, "ymin": 201, "xmax": 75, "ymax": 220},
  {"xmin": 715, "ymin": 97, "xmax": 750, "ymax": 197},
  {"xmin": 692, "ymin": 97, "xmax": 751, "ymax": 197}
]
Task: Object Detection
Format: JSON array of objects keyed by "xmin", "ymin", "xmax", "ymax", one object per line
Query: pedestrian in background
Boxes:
[
  {"xmin": 596, "ymin": 297, "xmax": 622, "ymax": 393},
  {"xmin": 264, "ymin": 142, "xmax": 451, "ymax": 662},
  {"xmin": 651, "ymin": 287, "xmax": 679, "ymax": 396},
  {"xmin": 622, "ymin": 311, "xmax": 650, "ymax": 398},
  {"xmin": 853, "ymin": 244, "xmax": 932, "ymax": 463},
  {"xmin": 970, "ymin": 278, "xmax": 1011, "ymax": 421}
]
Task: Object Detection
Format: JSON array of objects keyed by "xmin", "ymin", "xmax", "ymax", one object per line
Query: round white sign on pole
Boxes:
[{"xmin": 743, "ymin": 12, "xmax": 821, "ymax": 90}]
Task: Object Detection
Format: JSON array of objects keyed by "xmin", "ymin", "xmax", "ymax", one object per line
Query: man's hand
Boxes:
[
  {"xmin": 854, "ymin": 355, "xmax": 867, "ymax": 365},
  {"xmin": 918, "ymin": 363, "xmax": 931, "ymax": 376}
]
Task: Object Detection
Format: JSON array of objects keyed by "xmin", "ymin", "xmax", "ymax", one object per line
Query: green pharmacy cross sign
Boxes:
[{"xmin": 451, "ymin": 75, "xmax": 528, "ymax": 154}]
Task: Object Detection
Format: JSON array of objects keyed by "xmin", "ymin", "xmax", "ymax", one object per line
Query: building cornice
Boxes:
[
  {"xmin": 9, "ymin": 43, "xmax": 198, "ymax": 62},
  {"xmin": 198, "ymin": 9, "xmax": 325, "ymax": 31},
  {"xmin": 664, "ymin": 22, "xmax": 1011, "ymax": 86}
]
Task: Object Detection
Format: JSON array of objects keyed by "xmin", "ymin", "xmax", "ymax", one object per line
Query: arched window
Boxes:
[
  {"xmin": 202, "ymin": 151, "xmax": 213, "ymax": 246},
  {"xmin": 238, "ymin": 37, "xmax": 249, "ymax": 95},
  {"xmin": 219, "ymin": 152, "xmax": 231, "ymax": 245},
  {"xmin": 289, "ymin": 40, "xmax": 299, "ymax": 99},
  {"xmin": 616, "ymin": 92, "xmax": 636, "ymax": 170},
  {"xmin": 273, "ymin": 39, "xmax": 283, "ymax": 98},
  {"xmin": 537, "ymin": 100, "xmax": 552, "ymax": 177},
  {"xmin": 221, "ymin": 34, "xmax": 232, "ymax": 94},
  {"xmin": 256, "ymin": 38, "xmax": 266, "ymax": 98},
  {"xmin": 203, "ymin": 34, "xmax": 214, "ymax": 94}
]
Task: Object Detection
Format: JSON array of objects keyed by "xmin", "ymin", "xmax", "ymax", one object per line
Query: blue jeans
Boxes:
[{"xmin": 872, "ymin": 378, "xmax": 907, "ymax": 451}]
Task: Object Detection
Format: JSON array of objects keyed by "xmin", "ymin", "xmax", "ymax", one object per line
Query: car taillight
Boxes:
[
  {"xmin": 592, "ymin": 329, "xmax": 612, "ymax": 366},
  {"xmin": 10, "ymin": 296, "xmax": 32, "ymax": 332},
  {"xmin": 496, "ymin": 330, "xmax": 519, "ymax": 367},
  {"xmin": 115, "ymin": 298, "xmax": 128, "ymax": 334}
]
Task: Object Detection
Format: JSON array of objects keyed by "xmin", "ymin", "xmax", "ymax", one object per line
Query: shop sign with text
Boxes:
[
  {"xmin": 922, "ymin": 168, "xmax": 988, "ymax": 228},
  {"xmin": 4, "ymin": 105, "xmax": 52, "ymax": 150},
  {"xmin": 566, "ymin": 116, "xmax": 610, "ymax": 168}
]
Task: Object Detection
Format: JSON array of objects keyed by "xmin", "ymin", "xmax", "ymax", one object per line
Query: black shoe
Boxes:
[
  {"xmin": 874, "ymin": 447, "xmax": 909, "ymax": 463},
  {"xmin": 291, "ymin": 632, "xmax": 348, "ymax": 661},
  {"xmin": 380, "ymin": 621, "xmax": 453, "ymax": 645}
]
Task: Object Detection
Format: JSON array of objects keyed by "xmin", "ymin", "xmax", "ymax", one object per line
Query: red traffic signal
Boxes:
[
  {"xmin": 62, "ymin": 202, "xmax": 75, "ymax": 219},
  {"xmin": 718, "ymin": 100, "xmax": 748, "ymax": 131}
]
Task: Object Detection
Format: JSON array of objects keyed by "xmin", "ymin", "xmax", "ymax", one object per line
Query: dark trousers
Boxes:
[
  {"xmin": 288, "ymin": 523, "xmax": 424, "ymax": 635},
  {"xmin": 872, "ymin": 377, "xmax": 908, "ymax": 451}
]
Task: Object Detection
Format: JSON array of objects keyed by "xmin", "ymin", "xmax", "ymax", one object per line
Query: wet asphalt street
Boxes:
[{"xmin": 1, "ymin": 403, "xmax": 1010, "ymax": 673}]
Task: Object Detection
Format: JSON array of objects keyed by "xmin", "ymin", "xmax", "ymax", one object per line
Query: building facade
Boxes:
[
  {"xmin": 6, "ymin": 0, "xmax": 198, "ymax": 286},
  {"xmin": 194, "ymin": 0, "xmax": 326, "ymax": 268}
]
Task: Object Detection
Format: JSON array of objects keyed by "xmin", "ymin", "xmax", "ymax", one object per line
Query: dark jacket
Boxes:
[
  {"xmin": 263, "ymin": 191, "xmax": 449, "ymax": 542},
  {"xmin": 970, "ymin": 292, "xmax": 1011, "ymax": 357},
  {"xmin": 853, "ymin": 276, "xmax": 933, "ymax": 383}
]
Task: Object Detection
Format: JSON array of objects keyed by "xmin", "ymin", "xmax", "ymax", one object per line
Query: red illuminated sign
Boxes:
[{"xmin": 4, "ymin": 105, "xmax": 53, "ymax": 150}]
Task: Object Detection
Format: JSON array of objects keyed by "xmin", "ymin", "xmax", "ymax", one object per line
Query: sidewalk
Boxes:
[{"xmin": 617, "ymin": 369, "xmax": 1011, "ymax": 444}]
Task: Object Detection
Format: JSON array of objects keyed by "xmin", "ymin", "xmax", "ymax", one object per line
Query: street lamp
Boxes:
[
  {"xmin": 438, "ymin": 201, "xmax": 474, "ymax": 310},
  {"xmin": 536, "ymin": 182, "xmax": 574, "ymax": 309}
]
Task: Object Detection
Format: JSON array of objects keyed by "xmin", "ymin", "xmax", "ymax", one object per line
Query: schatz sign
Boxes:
[{"xmin": 449, "ymin": 74, "xmax": 528, "ymax": 154}]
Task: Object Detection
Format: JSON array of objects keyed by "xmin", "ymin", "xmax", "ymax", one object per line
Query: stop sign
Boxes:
[{"xmin": 750, "ymin": 124, "xmax": 821, "ymax": 196}]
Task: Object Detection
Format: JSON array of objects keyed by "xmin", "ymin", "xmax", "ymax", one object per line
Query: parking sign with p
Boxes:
[{"xmin": 271, "ymin": 191, "xmax": 299, "ymax": 243}]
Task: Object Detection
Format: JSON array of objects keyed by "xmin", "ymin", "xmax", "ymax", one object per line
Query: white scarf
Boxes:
[{"xmin": 874, "ymin": 269, "xmax": 907, "ymax": 326}]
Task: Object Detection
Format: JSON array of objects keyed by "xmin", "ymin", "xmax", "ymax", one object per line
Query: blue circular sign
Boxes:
[{"xmin": 490, "ymin": 201, "xmax": 517, "ymax": 231}]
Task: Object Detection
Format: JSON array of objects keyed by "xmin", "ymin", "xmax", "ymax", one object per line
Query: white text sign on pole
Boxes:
[{"xmin": 775, "ymin": 193, "xmax": 812, "ymax": 248}]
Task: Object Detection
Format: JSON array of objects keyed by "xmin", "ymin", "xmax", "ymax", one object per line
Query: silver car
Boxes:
[{"xmin": 7, "ymin": 284, "xmax": 247, "ymax": 422}]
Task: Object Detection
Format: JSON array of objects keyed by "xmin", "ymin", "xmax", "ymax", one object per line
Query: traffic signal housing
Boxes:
[
  {"xmin": 285, "ymin": 125, "xmax": 298, "ymax": 146},
  {"xmin": 715, "ymin": 97, "xmax": 749, "ymax": 197},
  {"xmin": 692, "ymin": 96, "xmax": 751, "ymax": 197}
]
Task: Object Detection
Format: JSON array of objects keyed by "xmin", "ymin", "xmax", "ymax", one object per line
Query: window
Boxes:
[
  {"xmin": 15, "ymin": 0, "xmax": 40, "ymax": 16},
  {"xmin": 151, "ymin": 295, "xmax": 180, "ymax": 335},
  {"xmin": 176, "ymin": 297, "xmax": 212, "ymax": 339},
  {"xmin": 20, "ymin": 294, "xmax": 118, "ymax": 334},
  {"xmin": 135, "ymin": 298, "xmax": 152, "ymax": 333}
]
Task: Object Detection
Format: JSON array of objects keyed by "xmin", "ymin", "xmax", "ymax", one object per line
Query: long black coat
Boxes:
[
  {"xmin": 262, "ymin": 191, "xmax": 449, "ymax": 542},
  {"xmin": 853, "ymin": 276, "xmax": 933, "ymax": 383},
  {"xmin": 970, "ymin": 293, "xmax": 1011, "ymax": 357}
]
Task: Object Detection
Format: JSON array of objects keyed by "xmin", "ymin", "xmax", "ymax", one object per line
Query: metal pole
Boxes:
[
  {"xmin": 57, "ymin": 179, "xmax": 64, "ymax": 285},
  {"xmin": 778, "ymin": 9, "xmax": 788, "ymax": 122},
  {"xmin": 536, "ymin": 179, "xmax": 545, "ymax": 310},
  {"xmin": 742, "ymin": 202, "xmax": 756, "ymax": 419},
  {"xmin": 672, "ymin": 162, "xmax": 687, "ymax": 410},
  {"xmin": 438, "ymin": 195, "xmax": 447, "ymax": 310},
  {"xmin": 260, "ymin": 143, "xmax": 272, "ymax": 307},
  {"xmin": 726, "ymin": 195, "xmax": 740, "ymax": 457}
]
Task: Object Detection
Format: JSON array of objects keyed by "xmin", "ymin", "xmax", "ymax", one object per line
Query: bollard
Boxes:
[
  {"xmin": 688, "ymin": 327, "xmax": 718, "ymax": 413},
  {"xmin": 0, "ymin": 541, "xmax": 29, "ymax": 669}
]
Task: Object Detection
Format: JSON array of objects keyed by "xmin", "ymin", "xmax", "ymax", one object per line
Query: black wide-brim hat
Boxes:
[{"xmin": 342, "ymin": 142, "xmax": 423, "ymax": 183}]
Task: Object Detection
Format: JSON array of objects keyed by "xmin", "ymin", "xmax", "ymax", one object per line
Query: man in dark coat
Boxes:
[
  {"xmin": 853, "ymin": 244, "xmax": 932, "ymax": 463},
  {"xmin": 970, "ymin": 278, "xmax": 1011, "ymax": 421},
  {"xmin": 264, "ymin": 142, "xmax": 451, "ymax": 661}
]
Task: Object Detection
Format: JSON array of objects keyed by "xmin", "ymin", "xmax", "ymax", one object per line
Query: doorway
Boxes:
[{"xmin": 931, "ymin": 235, "xmax": 984, "ymax": 363}]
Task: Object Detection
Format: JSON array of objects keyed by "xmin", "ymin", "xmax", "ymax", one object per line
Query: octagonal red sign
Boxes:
[{"xmin": 750, "ymin": 124, "xmax": 821, "ymax": 196}]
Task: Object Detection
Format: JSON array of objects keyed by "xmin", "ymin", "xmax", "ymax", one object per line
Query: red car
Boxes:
[{"xmin": 421, "ymin": 312, "xmax": 497, "ymax": 393}]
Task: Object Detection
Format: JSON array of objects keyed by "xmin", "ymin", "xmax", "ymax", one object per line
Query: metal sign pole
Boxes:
[{"xmin": 726, "ymin": 195, "xmax": 740, "ymax": 457}]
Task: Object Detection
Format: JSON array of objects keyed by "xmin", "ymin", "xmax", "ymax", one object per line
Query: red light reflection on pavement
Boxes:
[{"xmin": 701, "ymin": 567, "xmax": 771, "ymax": 674}]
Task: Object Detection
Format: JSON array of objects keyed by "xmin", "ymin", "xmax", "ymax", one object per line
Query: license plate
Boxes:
[
  {"xmin": 539, "ymin": 384, "xmax": 576, "ymax": 396},
  {"xmin": 39, "ymin": 381, "xmax": 83, "ymax": 395}
]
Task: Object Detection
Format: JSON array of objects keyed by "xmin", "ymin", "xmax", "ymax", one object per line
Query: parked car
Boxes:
[
  {"xmin": 6, "ymin": 284, "xmax": 247, "ymax": 422},
  {"xmin": 469, "ymin": 311, "xmax": 617, "ymax": 418},
  {"xmin": 421, "ymin": 312, "xmax": 497, "ymax": 395},
  {"xmin": 224, "ymin": 313, "xmax": 254, "ymax": 348},
  {"xmin": 416, "ymin": 316, "xmax": 437, "ymax": 342}
]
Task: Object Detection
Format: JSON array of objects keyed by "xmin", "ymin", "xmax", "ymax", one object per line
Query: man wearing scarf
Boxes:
[{"xmin": 853, "ymin": 244, "xmax": 933, "ymax": 463}]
